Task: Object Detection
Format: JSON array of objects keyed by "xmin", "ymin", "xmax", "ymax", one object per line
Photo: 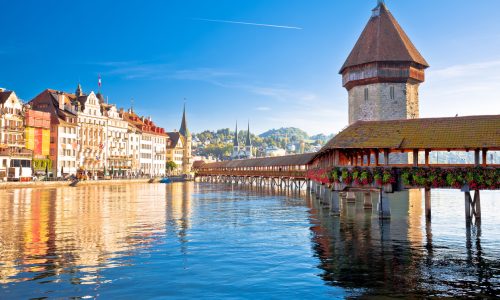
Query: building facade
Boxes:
[
  {"xmin": 0, "ymin": 89, "xmax": 32, "ymax": 180},
  {"xmin": 123, "ymin": 109, "xmax": 167, "ymax": 177},
  {"xmin": 76, "ymin": 92, "xmax": 107, "ymax": 175},
  {"xmin": 166, "ymin": 105, "xmax": 192, "ymax": 174},
  {"xmin": 24, "ymin": 109, "xmax": 51, "ymax": 175},
  {"xmin": 340, "ymin": 1, "xmax": 429, "ymax": 125},
  {"xmin": 30, "ymin": 89, "xmax": 79, "ymax": 177},
  {"xmin": 103, "ymin": 104, "xmax": 131, "ymax": 176}
]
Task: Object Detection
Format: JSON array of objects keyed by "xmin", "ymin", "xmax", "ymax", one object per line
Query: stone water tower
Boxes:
[{"xmin": 340, "ymin": 1, "xmax": 429, "ymax": 125}]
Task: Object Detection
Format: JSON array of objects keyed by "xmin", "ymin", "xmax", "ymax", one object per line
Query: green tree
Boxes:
[{"xmin": 166, "ymin": 160, "xmax": 178, "ymax": 175}]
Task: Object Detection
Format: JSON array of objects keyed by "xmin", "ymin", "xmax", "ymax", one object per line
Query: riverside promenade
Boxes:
[{"xmin": 0, "ymin": 178, "xmax": 153, "ymax": 190}]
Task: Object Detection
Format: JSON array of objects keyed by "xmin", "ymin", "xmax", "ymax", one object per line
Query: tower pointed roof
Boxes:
[
  {"xmin": 233, "ymin": 122, "xmax": 239, "ymax": 146},
  {"xmin": 245, "ymin": 121, "xmax": 252, "ymax": 147},
  {"xmin": 75, "ymin": 83, "xmax": 83, "ymax": 97},
  {"xmin": 340, "ymin": 1, "xmax": 429, "ymax": 74},
  {"xmin": 179, "ymin": 103, "xmax": 190, "ymax": 137}
]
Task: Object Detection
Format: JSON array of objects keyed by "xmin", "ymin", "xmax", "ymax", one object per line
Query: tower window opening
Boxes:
[
  {"xmin": 364, "ymin": 88, "xmax": 369, "ymax": 101},
  {"xmin": 390, "ymin": 86, "xmax": 395, "ymax": 100}
]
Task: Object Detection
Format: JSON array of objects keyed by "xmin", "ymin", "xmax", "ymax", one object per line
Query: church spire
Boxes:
[
  {"xmin": 245, "ymin": 120, "xmax": 252, "ymax": 147},
  {"xmin": 179, "ymin": 102, "xmax": 190, "ymax": 137},
  {"xmin": 75, "ymin": 82, "xmax": 83, "ymax": 97},
  {"xmin": 233, "ymin": 121, "xmax": 239, "ymax": 147}
]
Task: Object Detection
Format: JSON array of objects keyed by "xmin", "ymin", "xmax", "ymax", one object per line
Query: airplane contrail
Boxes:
[{"xmin": 192, "ymin": 18, "xmax": 302, "ymax": 30}]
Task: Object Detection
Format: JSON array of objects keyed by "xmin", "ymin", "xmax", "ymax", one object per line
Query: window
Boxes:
[
  {"xmin": 390, "ymin": 86, "xmax": 395, "ymax": 100},
  {"xmin": 364, "ymin": 88, "xmax": 368, "ymax": 101}
]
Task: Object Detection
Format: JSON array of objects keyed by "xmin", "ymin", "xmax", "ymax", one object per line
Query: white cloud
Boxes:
[
  {"xmin": 421, "ymin": 59, "xmax": 500, "ymax": 118},
  {"xmin": 255, "ymin": 106, "xmax": 271, "ymax": 111}
]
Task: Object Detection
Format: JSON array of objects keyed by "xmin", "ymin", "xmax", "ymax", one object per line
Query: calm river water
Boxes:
[{"xmin": 0, "ymin": 183, "xmax": 499, "ymax": 299}]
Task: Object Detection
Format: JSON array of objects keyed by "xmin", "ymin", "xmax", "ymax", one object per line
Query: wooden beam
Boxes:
[
  {"xmin": 413, "ymin": 149, "xmax": 419, "ymax": 167},
  {"xmin": 424, "ymin": 149, "xmax": 430, "ymax": 166},
  {"xmin": 482, "ymin": 149, "xmax": 488, "ymax": 166},
  {"xmin": 474, "ymin": 149, "xmax": 480, "ymax": 166},
  {"xmin": 384, "ymin": 149, "xmax": 390, "ymax": 166},
  {"xmin": 374, "ymin": 149, "xmax": 380, "ymax": 166}
]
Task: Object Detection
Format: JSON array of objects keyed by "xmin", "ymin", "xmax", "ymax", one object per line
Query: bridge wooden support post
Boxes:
[
  {"xmin": 377, "ymin": 191, "xmax": 391, "ymax": 219},
  {"xmin": 425, "ymin": 188, "xmax": 431, "ymax": 220},
  {"xmin": 363, "ymin": 192, "xmax": 372, "ymax": 209},
  {"xmin": 464, "ymin": 190, "xmax": 481, "ymax": 223},
  {"xmin": 346, "ymin": 191, "xmax": 356, "ymax": 203},
  {"xmin": 329, "ymin": 190, "xmax": 341, "ymax": 216}
]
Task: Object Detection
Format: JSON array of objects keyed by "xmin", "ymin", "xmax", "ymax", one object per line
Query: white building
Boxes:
[
  {"xmin": 103, "ymin": 104, "xmax": 131, "ymax": 176},
  {"xmin": 76, "ymin": 91, "xmax": 108, "ymax": 175},
  {"xmin": 123, "ymin": 110, "xmax": 167, "ymax": 177},
  {"xmin": 0, "ymin": 89, "xmax": 32, "ymax": 180},
  {"xmin": 265, "ymin": 146, "xmax": 286, "ymax": 157}
]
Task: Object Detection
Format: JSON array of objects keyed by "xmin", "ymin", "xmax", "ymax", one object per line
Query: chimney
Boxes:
[{"xmin": 58, "ymin": 92, "xmax": 65, "ymax": 110}]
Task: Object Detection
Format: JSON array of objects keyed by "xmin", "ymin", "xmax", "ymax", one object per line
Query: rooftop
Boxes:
[
  {"xmin": 340, "ymin": 2, "xmax": 429, "ymax": 73},
  {"xmin": 318, "ymin": 115, "xmax": 500, "ymax": 153}
]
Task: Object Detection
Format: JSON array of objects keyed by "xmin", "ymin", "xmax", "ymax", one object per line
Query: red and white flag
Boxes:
[{"xmin": 98, "ymin": 74, "xmax": 102, "ymax": 88}]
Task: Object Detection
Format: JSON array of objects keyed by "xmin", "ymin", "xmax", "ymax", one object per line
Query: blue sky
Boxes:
[{"xmin": 1, "ymin": 0, "xmax": 499, "ymax": 135}]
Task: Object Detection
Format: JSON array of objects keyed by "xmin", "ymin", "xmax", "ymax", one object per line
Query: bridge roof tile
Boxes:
[{"xmin": 319, "ymin": 115, "xmax": 500, "ymax": 153}]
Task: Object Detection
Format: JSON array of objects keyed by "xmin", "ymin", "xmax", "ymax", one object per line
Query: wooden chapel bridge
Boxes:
[{"xmin": 196, "ymin": 115, "xmax": 500, "ymax": 223}]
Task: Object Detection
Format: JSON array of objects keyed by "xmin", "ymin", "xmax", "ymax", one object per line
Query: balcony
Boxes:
[{"xmin": 0, "ymin": 148, "xmax": 32, "ymax": 158}]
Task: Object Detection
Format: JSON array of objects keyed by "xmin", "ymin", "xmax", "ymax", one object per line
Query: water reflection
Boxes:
[
  {"xmin": 307, "ymin": 189, "xmax": 500, "ymax": 298},
  {"xmin": 0, "ymin": 183, "xmax": 499, "ymax": 298},
  {"xmin": 0, "ymin": 184, "xmax": 168, "ymax": 286}
]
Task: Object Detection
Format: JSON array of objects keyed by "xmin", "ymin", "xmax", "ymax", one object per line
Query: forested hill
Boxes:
[{"xmin": 193, "ymin": 127, "xmax": 334, "ymax": 160}]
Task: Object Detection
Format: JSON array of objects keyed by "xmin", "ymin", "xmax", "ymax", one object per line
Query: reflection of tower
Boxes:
[
  {"xmin": 407, "ymin": 189, "xmax": 424, "ymax": 245},
  {"xmin": 340, "ymin": 1, "xmax": 428, "ymax": 125},
  {"xmin": 165, "ymin": 183, "xmax": 193, "ymax": 258}
]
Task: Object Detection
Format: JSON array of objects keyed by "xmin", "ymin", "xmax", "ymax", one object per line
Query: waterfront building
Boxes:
[
  {"xmin": 76, "ymin": 91, "xmax": 107, "ymax": 175},
  {"xmin": 124, "ymin": 113, "xmax": 142, "ymax": 176},
  {"xmin": 102, "ymin": 104, "xmax": 131, "ymax": 176},
  {"xmin": 0, "ymin": 89, "xmax": 32, "ymax": 180},
  {"xmin": 123, "ymin": 109, "xmax": 167, "ymax": 176},
  {"xmin": 30, "ymin": 89, "xmax": 79, "ymax": 177},
  {"xmin": 166, "ymin": 131, "xmax": 185, "ymax": 175},
  {"xmin": 166, "ymin": 105, "xmax": 192, "ymax": 174},
  {"xmin": 340, "ymin": 1, "xmax": 428, "ymax": 125},
  {"xmin": 24, "ymin": 109, "xmax": 51, "ymax": 175}
]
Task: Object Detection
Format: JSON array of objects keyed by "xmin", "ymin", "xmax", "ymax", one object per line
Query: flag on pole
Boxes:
[{"xmin": 98, "ymin": 74, "xmax": 102, "ymax": 88}]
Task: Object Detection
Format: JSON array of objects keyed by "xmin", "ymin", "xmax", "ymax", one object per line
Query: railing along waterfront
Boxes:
[{"xmin": 197, "ymin": 169, "xmax": 308, "ymax": 178}]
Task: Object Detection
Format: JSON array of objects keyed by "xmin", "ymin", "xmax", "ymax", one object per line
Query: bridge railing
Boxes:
[
  {"xmin": 196, "ymin": 170, "xmax": 308, "ymax": 178},
  {"xmin": 308, "ymin": 165, "xmax": 499, "ymax": 191}
]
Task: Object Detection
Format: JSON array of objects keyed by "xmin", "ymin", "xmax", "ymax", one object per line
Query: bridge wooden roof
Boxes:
[
  {"xmin": 318, "ymin": 115, "xmax": 500, "ymax": 154},
  {"xmin": 199, "ymin": 153, "xmax": 316, "ymax": 169}
]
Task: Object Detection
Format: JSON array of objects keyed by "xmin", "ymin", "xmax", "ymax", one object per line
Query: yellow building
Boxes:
[{"xmin": 24, "ymin": 109, "xmax": 51, "ymax": 174}]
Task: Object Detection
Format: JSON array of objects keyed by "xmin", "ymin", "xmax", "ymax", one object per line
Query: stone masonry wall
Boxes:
[{"xmin": 348, "ymin": 82, "xmax": 420, "ymax": 124}]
